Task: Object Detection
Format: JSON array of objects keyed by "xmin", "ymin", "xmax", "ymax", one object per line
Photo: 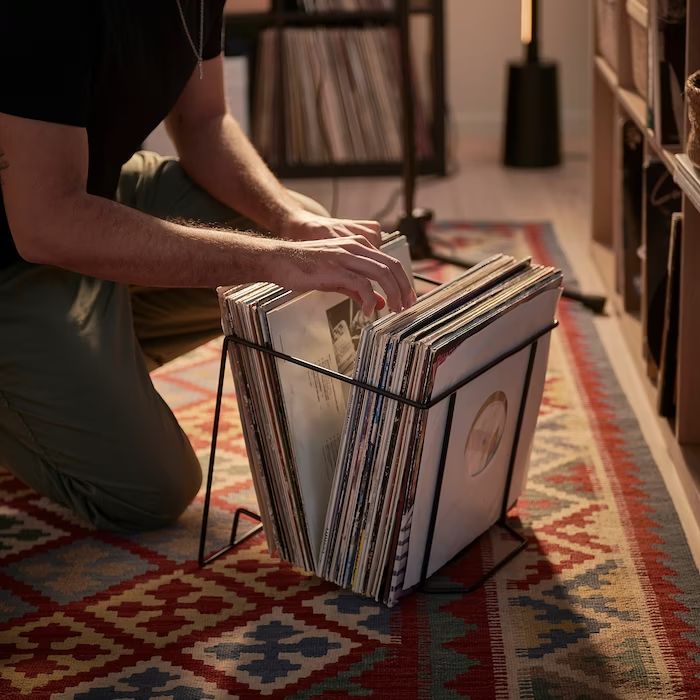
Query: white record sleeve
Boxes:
[
  {"xmin": 402, "ymin": 286, "xmax": 560, "ymax": 589},
  {"xmin": 264, "ymin": 237, "xmax": 412, "ymax": 562}
]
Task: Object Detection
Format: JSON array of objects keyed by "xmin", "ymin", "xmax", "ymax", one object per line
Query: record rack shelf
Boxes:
[
  {"xmin": 223, "ymin": 0, "xmax": 446, "ymax": 178},
  {"xmin": 198, "ymin": 275, "xmax": 559, "ymax": 600}
]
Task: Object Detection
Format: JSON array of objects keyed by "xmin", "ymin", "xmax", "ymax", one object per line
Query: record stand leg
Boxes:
[
  {"xmin": 198, "ymin": 337, "xmax": 263, "ymax": 568},
  {"xmin": 418, "ymin": 518, "xmax": 527, "ymax": 595}
]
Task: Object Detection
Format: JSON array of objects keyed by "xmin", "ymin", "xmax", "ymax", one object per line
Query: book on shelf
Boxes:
[
  {"xmin": 622, "ymin": 119, "xmax": 644, "ymax": 314},
  {"xmin": 218, "ymin": 244, "xmax": 562, "ymax": 605},
  {"xmin": 648, "ymin": 0, "xmax": 686, "ymax": 145},
  {"xmin": 643, "ymin": 160, "xmax": 682, "ymax": 381},
  {"xmin": 657, "ymin": 212, "xmax": 682, "ymax": 419},
  {"xmin": 252, "ymin": 27, "xmax": 432, "ymax": 166}
]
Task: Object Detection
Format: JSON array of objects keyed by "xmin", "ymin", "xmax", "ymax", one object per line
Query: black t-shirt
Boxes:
[{"xmin": 0, "ymin": 1, "xmax": 225, "ymax": 269}]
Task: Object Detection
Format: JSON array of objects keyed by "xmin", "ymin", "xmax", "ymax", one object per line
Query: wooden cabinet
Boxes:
[{"xmin": 591, "ymin": 0, "xmax": 700, "ymax": 520}]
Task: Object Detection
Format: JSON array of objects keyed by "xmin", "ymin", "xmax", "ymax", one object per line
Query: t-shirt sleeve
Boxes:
[
  {"xmin": 202, "ymin": 0, "xmax": 226, "ymax": 60},
  {"xmin": 0, "ymin": 3, "xmax": 93, "ymax": 127}
]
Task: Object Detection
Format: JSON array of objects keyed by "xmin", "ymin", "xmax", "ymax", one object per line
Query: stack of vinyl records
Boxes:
[
  {"xmin": 253, "ymin": 27, "xmax": 432, "ymax": 165},
  {"xmin": 218, "ymin": 245, "xmax": 562, "ymax": 605}
]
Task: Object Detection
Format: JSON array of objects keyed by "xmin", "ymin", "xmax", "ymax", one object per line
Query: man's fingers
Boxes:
[
  {"xmin": 341, "ymin": 254, "xmax": 403, "ymax": 313},
  {"xmin": 386, "ymin": 254, "xmax": 417, "ymax": 308},
  {"xmin": 337, "ymin": 270, "xmax": 381, "ymax": 317},
  {"xmin": 345, "ymin": 223, "xmax": 381, "ymax": 247},
  {"xmin": 338, "ymin": 241, "xmax": 415, "ymax": 309},
  {"xmin": 344, "ymin": 234, "xmax": 373, "ymax": 249},
  {"xmin": 282, "ymin": 234, "xmax": 415, "ymax": 313},
  {"xmin": 353, "ymin": 220, "xmax": 381, "ymax": 232},
  {"xmin": 344, "ymin": 289, "xmax": 385, "ymax": 313},
  {"xmin": 372, "ymin": 290, "xmax": 386, "ymax": 310}
]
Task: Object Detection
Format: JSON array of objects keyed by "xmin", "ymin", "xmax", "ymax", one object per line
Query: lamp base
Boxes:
[
  {"xmin": 398, "ymin": 208, "xmax": 434, "ymax": 260},
  {"xmin": 503, "ymin": 61, "xmax": 561, "ymax": 168}
]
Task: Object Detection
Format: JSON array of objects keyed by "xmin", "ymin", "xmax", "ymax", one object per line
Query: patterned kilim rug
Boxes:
[{"xmin": 2, "ymin": 222, "xmax": 700, "ymax": 699}]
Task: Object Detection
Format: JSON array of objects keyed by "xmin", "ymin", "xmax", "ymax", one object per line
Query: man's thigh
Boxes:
[
  {"xmin": 117, "ymin": 150, "xmax": 329, "ymax": 368},
  {"xmin": 0, "ymin": 263, "xmax": 201, "ymax": 531}
]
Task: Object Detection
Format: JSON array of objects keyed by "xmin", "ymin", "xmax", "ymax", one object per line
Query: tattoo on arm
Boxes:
[{"xmin": 0, "ymin": 151, "xmax": 8, "ymax": 172}]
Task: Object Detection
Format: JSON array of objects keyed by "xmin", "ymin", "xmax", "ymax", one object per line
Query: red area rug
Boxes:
[{"xmin": 1, "ymin": 222, "xmax": 699, "ymax": 699}]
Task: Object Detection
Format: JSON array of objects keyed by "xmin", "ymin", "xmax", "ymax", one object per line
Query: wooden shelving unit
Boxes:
[
  {"xmin": 591, "ymin": 1, "xmax": 700, "ymax": 519},
  {"xmin": 223, "ymin": 0, "xmax": 446, "ymax": 178}
]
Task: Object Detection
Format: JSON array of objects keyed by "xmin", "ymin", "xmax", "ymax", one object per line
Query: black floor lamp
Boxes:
[{"xmin": 396, "ymin": 0, "xmax": 606, "ymax": 314}]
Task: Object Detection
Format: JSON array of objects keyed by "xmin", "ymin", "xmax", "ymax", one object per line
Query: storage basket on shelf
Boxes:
[
  {"xmin": 596, "ymin": 0, "xmax": 620, "ymax": 71},
  {"xmin": 626, "ymin": 0, "xmax": 648, "ymax": 100}
]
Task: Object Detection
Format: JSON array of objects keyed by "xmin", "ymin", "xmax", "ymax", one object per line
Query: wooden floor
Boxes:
[{"xmin": 286, "ymin": 136, "xmax": 700, "ymax": 569}]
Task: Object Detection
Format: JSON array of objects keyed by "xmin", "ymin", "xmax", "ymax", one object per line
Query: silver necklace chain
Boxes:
[{"xmin": 175, "ymin": 0, "xmax": 204, "ymax": 79}]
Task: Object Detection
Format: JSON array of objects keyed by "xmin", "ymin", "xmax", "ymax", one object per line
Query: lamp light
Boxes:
[{"xmin": 521, "ymin": 0, "xmax": 532, "ymax": 44}]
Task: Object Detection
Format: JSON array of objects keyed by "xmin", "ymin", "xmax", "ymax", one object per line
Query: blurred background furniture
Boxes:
[{"xmin": 590, "ymin": 0, "xmax": 700, "ymax": 516}]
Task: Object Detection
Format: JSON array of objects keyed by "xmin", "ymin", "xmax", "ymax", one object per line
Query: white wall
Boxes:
[{"xmin": 444, "ymin": 0, "xmax": 591, "ymax": 144}]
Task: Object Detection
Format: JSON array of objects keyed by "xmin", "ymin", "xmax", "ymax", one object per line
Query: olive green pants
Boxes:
[{"xmin": 0, "ymin": 151, "xmax": 327, "ymax": 531}]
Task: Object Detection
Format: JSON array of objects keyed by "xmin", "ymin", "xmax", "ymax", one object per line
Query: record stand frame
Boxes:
[{"xmin": 198, "ymin": 274, "xmax": 558, "ymax": 598}]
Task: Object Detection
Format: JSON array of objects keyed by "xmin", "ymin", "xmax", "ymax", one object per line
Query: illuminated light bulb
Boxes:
[{"xmin": 521, "ymin": 0, "xmax": 532, "ymax": 44}]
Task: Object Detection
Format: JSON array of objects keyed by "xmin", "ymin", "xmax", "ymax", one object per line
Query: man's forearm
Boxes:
[
  {"xmin": 169, "ymin": 112, "xmax": 301, "ymax": 234},
  {"xmin": 21, "ymin": 192, "xmax": 283, "ymax": 288}
]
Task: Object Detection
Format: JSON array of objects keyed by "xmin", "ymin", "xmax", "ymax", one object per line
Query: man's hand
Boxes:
[
  {"xmin": 279, "ymin": 209, "xmax": 382, "ymax": 248},
  {"xmin": 268, "ymin": 235, "xmax": 416, "ymax": 317}
]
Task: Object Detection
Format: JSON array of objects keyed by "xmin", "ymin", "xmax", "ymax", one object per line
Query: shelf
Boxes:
[
  {"xmin": 674, "ymin": 154, "xmax": 700, "ymax": 212},
  {"xmin": 622, "ymin": 310, "xmax": 700, "ymax": 530},
  {"xmin": 590, "ymin": 0, "xmax": 700, "ymax": 558},
  {"xmin": 594, "ymin": 55, "xmax": 618, "ymax": 91},
  {"xmin": 224, "ymin": 0, "xmax": 446, "ymax": 179},
  {"xmin": 224, "ymin": 6, "xmax": 434, "ymax": 28},
  {"xmin": 224, "ymin": 12, "xmax": 394, "ymax": 29},
  {"xmin": 647, "ymin": 136, "xmax": 681, "ymax": 174},
  {"xmin": 617, "ymin": 86, "xmax": 647, "ymax": 132},
  {"xmin": 593, "ymin": 54, "xmax": 679, "ymax": 180}
]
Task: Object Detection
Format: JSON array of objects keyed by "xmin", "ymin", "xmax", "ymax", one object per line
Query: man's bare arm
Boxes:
[
  {"xmin": 165, "ymin": 55, "xmax": 382, "ymax": 244},
  {"xmin": 0, "ymin": 113, "xmax": 414, "ymax": 313},
  {"xmin": 0, "ymin": 113, "xmax": 284, "ymax": 287}
]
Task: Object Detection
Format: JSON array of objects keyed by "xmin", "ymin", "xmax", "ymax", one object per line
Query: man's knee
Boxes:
[{"xmin": 60, "ymin": 434, "xmax": 203, "ymax": 533}]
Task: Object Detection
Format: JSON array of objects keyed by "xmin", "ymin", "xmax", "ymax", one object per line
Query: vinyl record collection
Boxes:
[
  {"xmin": 218, "ymin": 246, "xmax": 561, "ymax": 605},
  {"xmin": 252, "ymin": 27, "xmax": 432, "ymax": 165},
  {"xmin": 294, "ymin": 0, "xmax": 393, "ymax": 9}
]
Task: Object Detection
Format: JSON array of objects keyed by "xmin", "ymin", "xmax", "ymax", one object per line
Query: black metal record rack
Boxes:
[{"xmin": 198, "ymin": 279, "xmax": 558, "ymax": 600}]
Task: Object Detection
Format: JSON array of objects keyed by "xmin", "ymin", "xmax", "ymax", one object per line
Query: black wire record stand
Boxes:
[{"xmin": 198, "ymin": 274, "xmax": 558, "ymax": 598}]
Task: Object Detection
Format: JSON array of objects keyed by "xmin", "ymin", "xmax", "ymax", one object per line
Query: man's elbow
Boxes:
[
  {"xmin": 13, "ymin": 231, "xmax": 55, "ymax": 266},
  {"xmin": 7, "ymin": 192, "xmax": 84, "ymax": 267},
  {"xmin": 10, "ymin": 218, "xmax": 73, "ymax": 268}
]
